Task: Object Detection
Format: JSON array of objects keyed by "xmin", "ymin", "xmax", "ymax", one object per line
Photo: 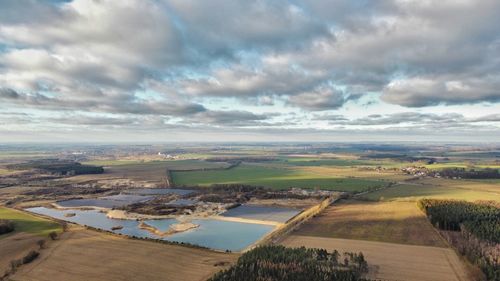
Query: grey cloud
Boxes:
[
  {"xmin": 288, "ymin": 87, "xmax": 346, "ymax": 111},
  {"xmin": 344, "ymin": 112, "xmax": 465, "ymax": 126},
  {"xmin": 0, "ymin": 88, "xmax": 19, "ymax": 99},
  {"xmin": 166, "ymin": 0, "xmax": 329, "ymax": 56},
  {"xmin": 330, "ymin": 112, "xmax": 499, "ymax": 128},
  {"xmin": 313, "ymin": 114, "xmax": 348, "ymax": 121},
  {"xmin": 0, "ymin": 88, "xmax": 206, "ymax": 117},
  {"xmin": 381, "ymin": 77, "xmax": 500, "ymax": 107},
  {"xmin": 190, "ymin": 110, "xmax": 270, "ymax": 126},
  {"xmin": 1, "ymin": 0, "xmax": 500, "ymax": 135}
]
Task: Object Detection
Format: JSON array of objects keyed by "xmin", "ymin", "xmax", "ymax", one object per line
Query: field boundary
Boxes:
[
  {"xmin": 169, "ymin": 160, "xmax": 241, "ymax": 187},
  {"xmin": 251, "ymin": 194, "xmax": 343, "ymax": 249}
]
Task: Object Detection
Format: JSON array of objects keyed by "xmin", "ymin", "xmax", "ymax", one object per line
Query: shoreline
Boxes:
[{"xmin": 138, "ymin": 221, "xmax": 199, "ymax": 237}]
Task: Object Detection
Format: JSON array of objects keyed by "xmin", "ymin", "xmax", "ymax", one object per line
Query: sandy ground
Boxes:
[
  {"xmin": 11, "ymin": 227, "xmax": 238, "ymax": 281},
  {"xmin": 105, "ymin": 209, "xmax": 170, "ymax": 220},
  {"xmin": 0, "ymin": 232, "xmax": 41, "ymax": 276},
  {"xmin": 282, "ymin": 235, "xmax": 470, "ymax": 281},
  {"xmin": 211, "ymin": 215, "xmax": 282, "ymax": 226},
  {"xmin": 138, "ymin": 221, "xmax": 199, "ymax": 236}
]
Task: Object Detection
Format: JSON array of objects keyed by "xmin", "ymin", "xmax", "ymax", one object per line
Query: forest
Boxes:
[
  {"xmin": 430, "ymin": 167, "xmax": 500, "ymax": 179},
  {"xmin": 418, "ymin": 199, "xmax": 499, "ymax": 280},
  {"xmin": 8, "ymin": 159, "xmax": 104, "ymax": 175},
  {"xmin": 208, "ymin": 245, "xmax": 370, "ymax": 281},
  {"xmin": 417, "ymin": 199, "xmax": 499, "ymax": 242}
]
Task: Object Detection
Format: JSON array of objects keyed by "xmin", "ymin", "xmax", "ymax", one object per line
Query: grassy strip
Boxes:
[{"xmin": 0, "ymin": 207, "xmax": 61, "ymax": 237}]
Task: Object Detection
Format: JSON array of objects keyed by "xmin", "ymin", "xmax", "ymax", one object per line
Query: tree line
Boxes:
[
  {"xmin": 430, "ymin": 167, "xmax": 500, "ymax": 179},
  {"xmin": 208, "ymin": 245, "xmax": 370, "ymax": 281},
  {"xmin": 418, "ymin": 199, "xmax": 499, "ymax": 280},
  {"xmin": 417, "ymin": 199, "xmax": 499, "ymax": 242},
  {"xmin": 8, "ymin": 159, "xmax": 104, "ymax": 175}
]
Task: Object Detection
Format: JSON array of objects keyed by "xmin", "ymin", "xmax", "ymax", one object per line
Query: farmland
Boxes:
[
  {"xmin": 282, "ymin": 235, "xmax": 469, "ymax": 281},
  {"xmin": 68, "ymin": 159, "xmax": 231, "ymax": 183},
  {"xmin": 359, "ymin": 179, "xmax": 500, "ymax": 202},
  {"xmin": 172, "ymin": 164, "xmax": 388, "ymax": 192},
  {"xmin": 0, "ymin": 207, "xmax": 61, "ymax": 277},
  {"xmin": 1, "ymin": 143, "xmax": 498, "ymax": 281},
  {"xmin": 0, "ymin": 207, "xmax": 61, "ymax": 237},
  {"xmin": 12, "ymin": 226, "xmax": 238, "ymax": 281},
  {"xmin": 293, "ymin": 200, "xmax": 446, "ymax": 247}
]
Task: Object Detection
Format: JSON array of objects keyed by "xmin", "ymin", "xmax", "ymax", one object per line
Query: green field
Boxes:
[
  {"xmin": 359, "ymin": 182, "xmax": 500, "ymax": 202},
  {"xmin": 172, "ymin": 164, "xmax": 387, "ymax": 192},
  {"xmin": 279, "ymin": 158, "xmax": 376, "ymax": 167},
  {"xmin": 0, "ymin": 207, "xmax": 61, "ymax": 237},
  {"xmin": 84, "ymin": 159, "xmax": 229, "ymax": 170}
]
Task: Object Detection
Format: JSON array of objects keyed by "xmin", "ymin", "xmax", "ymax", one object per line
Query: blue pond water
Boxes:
[
  {"xmin": 221, "ymin": 205, "xmax": 301, "ymax": 223},
  {"xmin": 26, "ymin": 207, "xmax": 274, "ymax": 252}
]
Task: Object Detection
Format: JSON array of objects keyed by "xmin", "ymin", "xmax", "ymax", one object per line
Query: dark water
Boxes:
[
  {"xmin": 26, "ymin": 207, "xmax": 274, "ymax": 252},
  {"xmin": 221, "ymin": 205, "xmax": 301, "ymax": 223},
  {"xmin": 124, "ymin": 188, "xmax": 195, "ymax": 196},
  {"xmin": 56, "ymin": 199, "xmax": 129, "ymax": 208},
  {"xmin": 57, "ymin": 194, "xmax": 152, "ymax": 208}
]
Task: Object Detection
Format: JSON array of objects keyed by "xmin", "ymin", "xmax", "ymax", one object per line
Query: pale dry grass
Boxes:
[
  {"xmin": 13, "ymin": 227, "xmax": 237, "ymax": 281},
  {"xmin": 0, "ymin": 232, "xmax": 40, "ymax": 276},
  {"xmin": 294, "ymin": 200, "xmax": 446, "ymax": 247},
  {"xmin": 282, "ymin": 235, "xmax": 470, "ymax": 281}
]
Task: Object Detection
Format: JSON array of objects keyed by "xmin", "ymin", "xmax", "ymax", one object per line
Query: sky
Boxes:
[{"xmin": 0, "ymin": 0, "xmax": 499, "ymax": 143}]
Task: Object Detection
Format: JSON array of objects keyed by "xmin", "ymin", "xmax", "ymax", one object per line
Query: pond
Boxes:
[
  {"xmin": 221, "ymin": 205, "xmax": 301, "ymax": 223},
  {"xmin": 26, "ymin": 207, "xmax": 274, "ymax": 252},
  {"xmin": 56, "ymin": 194, "xmax": 153, "ymax": 208},
  {"xmin": 124, "ymin": 188, "xmax": 195, "ymax": 196}
]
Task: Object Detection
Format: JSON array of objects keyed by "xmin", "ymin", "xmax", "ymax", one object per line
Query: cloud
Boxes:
[
  {"xmin": 0, "ymin": 87, "xmax": 206, "ymax": 116},
  {"xmin": 288, "ymin": 86, "xmax": 346, "ymax": 111},
  {"xmin": 166, "ymin": 0, "xmax": 329, "ymax": 56},
  {"xmin": 190, "ymin": 110, "xmax": 271, "ymax": 127},
  {"xmin": 0, "ymin": 0, "xmax": 499, "ymax": 141},
  {"xmin": 381, "ymin": 77, "xmax": 500, "ymax": 107}
]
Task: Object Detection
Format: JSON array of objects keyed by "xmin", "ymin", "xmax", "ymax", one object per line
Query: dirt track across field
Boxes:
[
  {"xmin": 12, "ymin": 227, "xmax": 237, "ymax": 281},
  {"xmin": 282, "ymin": 235, "xmax": 470, "ymax": 281}
]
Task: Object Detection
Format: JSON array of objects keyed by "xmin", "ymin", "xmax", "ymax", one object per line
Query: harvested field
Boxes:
[
  {"xmin": 359, "ymin": 179, "xmax": 500, "ymax": 202},
  {"xmin": 68, "ymin": 160, "xmax": 230, "ymax": 183},
  {"xmin": 13, "ymin": 227, "xmax": 238, "ymax": 281},
  {"xmin": 0, "ymin": 232, "xmax": 40, "ymax": 277},
  {"xmin": 293, "ymin": 200, "xmax": 446, "ymax": 247},
  {"xmin": 282, "ymin": 235, "xmax": 470, "ymax": 281}
]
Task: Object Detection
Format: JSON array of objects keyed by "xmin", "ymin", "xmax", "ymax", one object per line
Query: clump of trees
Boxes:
[
  {"xmin": 208, "ymin": 245, "xmax": 370, "ymax": 281},
  {"xmin": 418, "ymin": 199, "xmax": 499, "ymax": 280},
  {"xmin": 0, "ymin": 219, "xmax": 15, "ymax": 234}
]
